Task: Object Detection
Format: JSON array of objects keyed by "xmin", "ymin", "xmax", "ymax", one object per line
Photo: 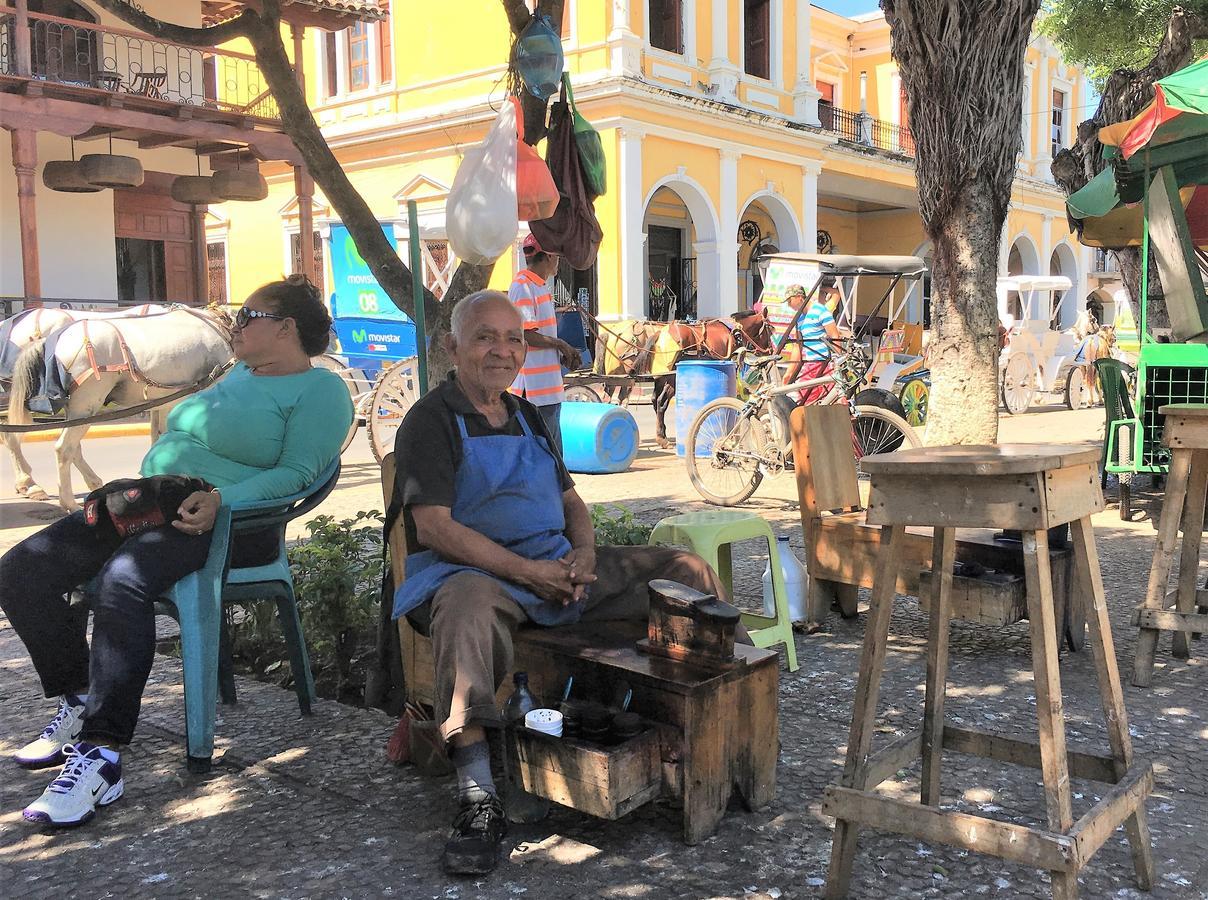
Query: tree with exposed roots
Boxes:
[
  {"xmin": 1049, "ymin": 6, "xmax": 1206, "ymax": 332},
  {"xmin": 881, "ymin": 0, "xmax": 1040, "ymax": 445},
  {"xmin": 92, "ymin": 0, "xmax": 562, "ymax": 379}
]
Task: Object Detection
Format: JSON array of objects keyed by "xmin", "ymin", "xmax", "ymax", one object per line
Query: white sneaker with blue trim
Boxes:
[
  {"xmin": 23, "ymin": 743, "xmax": 123, "ymax": 827},
  {"xmin": 15, "ymin": 695, "xmax": 86, "ymax": 769}
]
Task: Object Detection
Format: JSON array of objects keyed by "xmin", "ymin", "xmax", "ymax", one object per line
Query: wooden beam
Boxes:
[
  {"xmin": 1133, "ymin": 607, "xmax": 1208, "ymax": 634},
  {"xmin": 14, "ymin": 0, "xmax": 32, "ymax": 77},
  {"xmin": 11, "ymin": 128, "xmax": 41, "ymax": 301},
  {"xmin": 0, "ymin": 93, "xmax": 304, "ymax": 164},
  {"xmin": 1068, "ymin": 763, "xmax": 1153, "ymax": 869},
  {"xmin": 137, "ymin": 133, "xmax": 192, "ymax": 149},
  {"xmin": 294, "ymin": 164, "xmax": 316, "ymax": 283},
  {"xmin": 863, "ymin": 729, "xmax": 922, "ymax": 789},
  {"xmin": 821, "ymin": 786, "xmax": 1077, "ymax": 871},
  {"xmin": 192, "ymin": 206, "xmax": 209, "ymax": 306},
  {"xmin": 941, "ymin": 726, "xmax": 1119, "ymax": 784}
]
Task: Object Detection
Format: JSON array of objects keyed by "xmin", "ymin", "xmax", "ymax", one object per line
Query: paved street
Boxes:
[{"xmin": 1, "ymin": 403, "xmax": 1206, "ymax": 898}]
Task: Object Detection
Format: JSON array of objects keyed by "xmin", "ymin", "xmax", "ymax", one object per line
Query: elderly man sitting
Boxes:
[{"xmin": 389, "ymin": 290, "xmax": 729, "ymax": 875}]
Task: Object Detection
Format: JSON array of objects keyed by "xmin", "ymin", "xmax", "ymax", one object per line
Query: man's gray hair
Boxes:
[{"xmin": 450, "ymin": 289, "xmax": 515, "ymax": 340}]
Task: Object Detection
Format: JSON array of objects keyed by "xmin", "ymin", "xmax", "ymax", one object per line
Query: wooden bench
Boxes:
[
  {"xmin": 380, "ymin": 453, "xmax": 779, "ymax": 843},
  {"xmin": 791, "ymin": 405, "xmax": 1085, "ymax": 648}
]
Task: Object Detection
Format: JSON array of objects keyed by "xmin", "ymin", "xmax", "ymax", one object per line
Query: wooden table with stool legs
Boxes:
[
  {"xmin": 821, "ymin": 444, "xmax": 1154, "ymax": 899},
  {"xmin": 1133, "ymin": 403, "xmax": 1208, "ymax": 686}
]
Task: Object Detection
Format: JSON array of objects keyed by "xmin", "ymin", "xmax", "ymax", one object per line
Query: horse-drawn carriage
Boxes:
[{"xmin": 996, "ymin": 275, "xmax": 1119, "ymax": 413}]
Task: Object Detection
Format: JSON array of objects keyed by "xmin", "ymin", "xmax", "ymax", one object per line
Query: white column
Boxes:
[
  {"xmin": 790, "ymin": 0, "xmax": 821, "ymax": 124},
  {"xmin": 709, "ymin": 0, "xmax": 740, "ymax": 102},
  {"xmin": 619, "ymin": 126, "xmax": 646, "ymax": 320},
  {"xmin": 1019, "ymin": 60, "xmax": 1036, "ymax": 174},
  {"xmin": 802, "ymin": 161, "xmax": 820, "ymax": 254},
  {"xmin": 608, "ymin": 0, "xmax": 641, "ymax": 74},
  {"xmin": 1041, "ymin": 214, "xmax": 1053, "ymax": 275},
  {"xmin": 717, "ymin": 148, "xmax": 741, "ymax": 316},
  {"xmin": 1035, "ymin": 53, "xmax": 1052, "ymax": 178}
]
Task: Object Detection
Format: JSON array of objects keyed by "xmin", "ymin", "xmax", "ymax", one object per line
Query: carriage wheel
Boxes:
[
  {"xmin": 311, "ymin": 354, "xmax": 365, "ymax": 453},
  {"xmin": 1000, "ymin": 354, "xmax": 1035, "ymax": 415},
  {"xmin": 368, "ymin": 357, "xmax": 421, "ymax": 464},
  {"xmin": 564, "ymin": 383, "xmax": 604, "ymax": 403},
  {"xmin": 1064, "ymin": 367, "xmax": 1092, "ymax": 410},
  {"xmin": 897, "ymin": 377, "xmax": 930, "ymax": 428}
]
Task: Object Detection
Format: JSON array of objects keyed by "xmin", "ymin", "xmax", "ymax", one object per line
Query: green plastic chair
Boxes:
[
  {"xmin": 156, "ymin": 459, "xmax": 341, "ymax": 772},
  {"xmin": 648, "ymin": 510, "xmax": 799, "ymax": 671},
  {"xmin": 1094, "ymin": 358, "xmax": 1138, "ymax": 518}
]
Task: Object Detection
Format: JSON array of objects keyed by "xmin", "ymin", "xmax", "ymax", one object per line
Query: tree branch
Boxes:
[
  {"xmin": 90, "ymin": 0, "xmax": 257, "ymax": 47},
  {"xmin": 499, "ymin": 0, "xmax": 565, "ymax": 144}
]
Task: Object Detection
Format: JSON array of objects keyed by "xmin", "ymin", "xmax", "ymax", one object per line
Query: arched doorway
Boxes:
[
  {"xmin": 1006, "ymin": 234, "xmax": 1041, "ymax": 321},
  {"xmin": 642, "ymin": 176, "xmax": 721, "ymax": 320},
  {"xmin": 1049, "ymin": 242, "xmax": 1080, "ymax": 329},
  {"xmin": 737, "ymin": 192, "xmax": 802, "ymax": 310}
]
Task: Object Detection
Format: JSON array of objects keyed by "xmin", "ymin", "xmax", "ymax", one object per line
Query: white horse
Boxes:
[
  {"xmin": 2, "ymin": 304, "xmax": 166, "ymax": 500},
  {"xmin": 6, "ymin": 307, "xmax": 233, "ymax": 510}
]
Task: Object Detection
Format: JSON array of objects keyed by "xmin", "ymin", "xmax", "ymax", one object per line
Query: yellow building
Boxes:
[{"xmin": 216, "ymin": 2, "xmax": 1105, "ymax": 330}]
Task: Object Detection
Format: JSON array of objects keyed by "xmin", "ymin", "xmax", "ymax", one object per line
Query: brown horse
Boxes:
[{"xmin": 594, "ymin": 311, "xmax": 775, "ymax": 448}]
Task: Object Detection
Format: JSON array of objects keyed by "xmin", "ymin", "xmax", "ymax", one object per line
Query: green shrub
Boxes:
[
  {"xmin": 287, "ymin": 510, "xmax": 384, "ymax": 697},
  {"xmin": 590, "ymin": 504, "xmax": 652, "ymax": 546}
]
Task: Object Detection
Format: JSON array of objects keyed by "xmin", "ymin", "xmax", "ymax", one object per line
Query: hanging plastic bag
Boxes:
[
  {"xmin": 514, "ymin": 97, "xmax": 559, "ymax": 222},
  {"xmin": 529, "ymin": 82, "xmax": 603, "ymax": 270},
  {"xmin": 563, "ymin": 74, "xmax": 606, "ymax": 199},
  {"xmin": 513, "ymin": 13, "xmax": 563, "ymax": 100},
  {"xmin": 446, "ymin": 100, "xmax": 518, "ymax": 265}
]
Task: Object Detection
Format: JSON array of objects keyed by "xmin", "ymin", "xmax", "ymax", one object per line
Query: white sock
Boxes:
[{"xmin": 95, "ymin": 745, "xmax": 119, "ymax": 764}]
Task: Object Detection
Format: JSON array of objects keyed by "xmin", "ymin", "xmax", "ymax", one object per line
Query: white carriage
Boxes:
[{"xmin": 997, "ymin": 275, "xmax": 1085, "ymax": 414}]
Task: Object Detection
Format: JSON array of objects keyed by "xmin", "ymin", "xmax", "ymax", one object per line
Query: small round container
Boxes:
[
  {"xmin": 524, "ymin": 708, "xmax": 563, "ymax": 737},
  {"xmin": 579, "ymin": 703, "xmax": 612, "ymax": 741},
  {"xmin": 611, "ymin": 711, "xmax": 643, "ymax": 741}
]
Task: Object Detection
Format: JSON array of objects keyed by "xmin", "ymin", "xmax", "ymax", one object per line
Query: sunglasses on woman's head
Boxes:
[{"xmin": 234, "ymin": 307, "xmax": 286, "ymax": 329}]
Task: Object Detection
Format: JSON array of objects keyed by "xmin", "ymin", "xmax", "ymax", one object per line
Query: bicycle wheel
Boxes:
[
  {"xmin": 685, "ymin": 397, "xmax": 769, "ymax": 506},
  {"xmin": 852, "ymin": 404, "xmax": 920, "ymax": 474}
]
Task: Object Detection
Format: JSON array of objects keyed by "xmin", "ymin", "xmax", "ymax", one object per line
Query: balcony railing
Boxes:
[
  {"xmin": 0, "ymin": 8, "xmax": 280, "ymax": 121},
  {"xmin": 819, "ymin": 103, "xmax": 915, "ymax": 157},
  {"xmin": 1094, "ymin": 248, "xmax": 1120, "ymax": 275}
]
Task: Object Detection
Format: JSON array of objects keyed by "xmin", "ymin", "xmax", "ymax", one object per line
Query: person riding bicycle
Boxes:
[{"xmin": 766, "ymin": 280, "xmax": 844, "ymax": 405}]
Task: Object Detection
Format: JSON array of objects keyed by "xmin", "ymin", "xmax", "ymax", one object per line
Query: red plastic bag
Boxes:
[{"xmin": 514, "ymin": 97, "xmax": 558, "ymax": 222}]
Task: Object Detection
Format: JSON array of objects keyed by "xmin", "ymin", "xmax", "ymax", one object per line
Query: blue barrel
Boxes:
[
  {"xmin": 560, "ymin": 402, "xmax": 640, "ymax": 474},
  {"xmin": 675, "ymin": 360, "xmax": 737, "ymax": 457}
]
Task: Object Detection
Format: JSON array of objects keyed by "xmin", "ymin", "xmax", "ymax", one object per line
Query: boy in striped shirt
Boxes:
[{"xmin": 508, "ymin": 234, "xmax": 581, "ymax": 454}]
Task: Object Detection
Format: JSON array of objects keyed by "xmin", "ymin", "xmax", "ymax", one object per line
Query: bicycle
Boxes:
[{"xmin": 684, "ymin": 337, "xmax": 921, "ymax": 506}]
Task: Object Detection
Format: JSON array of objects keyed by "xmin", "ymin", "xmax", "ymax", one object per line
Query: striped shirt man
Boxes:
[
  {"xmin": 766, "ymin": 285, "xmax": 840, "ymax": 363},
  {"xmin": 508, "ymin": 269, "xmax": 564, "ymax": 405}
]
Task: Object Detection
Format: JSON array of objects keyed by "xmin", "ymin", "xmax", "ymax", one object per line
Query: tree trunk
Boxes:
[
  {"xmin": 926, "ymin": 188, "xmax": 1004, "ymax": 444},
  {"xmin": 882, "ymin": 0, "xmax": 1040, "ymax": 444}
]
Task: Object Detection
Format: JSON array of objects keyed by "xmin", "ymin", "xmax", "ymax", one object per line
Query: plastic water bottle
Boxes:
[
  {"xmin": 762, "ymin": 536, "xmax": 809, "ymax": 623},
  {"xmin": 501, "ymin": 672, "xmax": 551, "ymax": 823}
]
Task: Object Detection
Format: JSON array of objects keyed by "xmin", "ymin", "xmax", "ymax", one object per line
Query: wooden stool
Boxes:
[
  {"xmin": 1133, "ymin": 403, "xmax": 1208, "ymax": 686},
  {"xmin": 822, "ymin": 444, "xmax": 1154, "ymax": 899}
]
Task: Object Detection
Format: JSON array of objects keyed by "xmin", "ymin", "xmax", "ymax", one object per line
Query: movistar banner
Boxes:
[{"xmin": 328, "ymin": 223, "xmax": 412, "ymax": 322}]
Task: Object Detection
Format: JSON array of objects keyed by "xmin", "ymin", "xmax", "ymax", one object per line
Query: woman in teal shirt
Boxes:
[{"xmin": 0, "ymin": 275, "xmax": 353, "ymax": 828}]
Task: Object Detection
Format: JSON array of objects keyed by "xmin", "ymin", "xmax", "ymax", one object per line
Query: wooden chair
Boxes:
[{"xmin": 790, "ymin": 404, "xmax": 1084, "ymax": 646}]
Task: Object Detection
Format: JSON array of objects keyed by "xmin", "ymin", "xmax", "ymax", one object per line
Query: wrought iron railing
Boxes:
[
  {"xmin": 0, "ymin": 8, "xmax": 280, "ymax": 120},
  {"xmin": 821, "ymin": 104, "xmax": 915, "ymax": 157}
]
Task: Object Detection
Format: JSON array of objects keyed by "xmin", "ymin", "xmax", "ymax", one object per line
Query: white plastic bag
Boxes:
[{"xmin": 446, "ymin": 101, "xmax": 518, "ymax": 265}]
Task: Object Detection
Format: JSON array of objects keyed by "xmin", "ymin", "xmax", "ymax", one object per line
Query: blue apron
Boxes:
[{"xmin": 392, "ymin": 411, "xmax": 577, "ymax": 626}]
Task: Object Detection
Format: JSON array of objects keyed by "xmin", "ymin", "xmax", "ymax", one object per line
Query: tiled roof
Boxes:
[{"xmin": 202, "ymin": 0, "xmax": 385, "ymax": 27}]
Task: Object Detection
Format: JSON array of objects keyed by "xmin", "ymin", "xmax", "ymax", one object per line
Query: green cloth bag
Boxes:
[{"xmin": 564, "ymin": 73, "xmax": 606, "ymax": 199}]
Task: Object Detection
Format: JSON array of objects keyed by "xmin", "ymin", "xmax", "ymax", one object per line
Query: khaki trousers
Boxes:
[{"xmin": 425, "ymin": 545, "xmax": 727, "ymax": 741}]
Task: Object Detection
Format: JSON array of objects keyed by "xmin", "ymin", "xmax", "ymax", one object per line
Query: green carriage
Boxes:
[{"xmin": 1068, "ymin": 58, "xmax": 1208, "ymax": 519}]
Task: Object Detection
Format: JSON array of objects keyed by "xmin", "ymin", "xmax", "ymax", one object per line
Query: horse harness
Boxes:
[{"xmin": 68, "ymin": 307, "xmax": 231, "ymax": 391}]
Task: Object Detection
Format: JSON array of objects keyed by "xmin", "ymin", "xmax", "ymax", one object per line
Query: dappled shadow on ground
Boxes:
[{"xmin": 1, "ymin": 478, "xmax": 1206, "ymax": 898}]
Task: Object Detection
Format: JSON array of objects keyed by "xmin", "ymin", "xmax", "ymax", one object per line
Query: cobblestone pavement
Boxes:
[{"xmin": 1, "ymin": 405, "xmax": 1207, "ymax": 899}]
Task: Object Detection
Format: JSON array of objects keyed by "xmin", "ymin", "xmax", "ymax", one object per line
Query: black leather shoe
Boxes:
[{"xmin": 441, "ymin": 793, "xmax": 507, "ymax": 875}]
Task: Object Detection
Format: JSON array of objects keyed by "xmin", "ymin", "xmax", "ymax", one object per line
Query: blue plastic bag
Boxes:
[{"xmin": 513, "ymin": 14, "xmax": 563, "ymax": 100}]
